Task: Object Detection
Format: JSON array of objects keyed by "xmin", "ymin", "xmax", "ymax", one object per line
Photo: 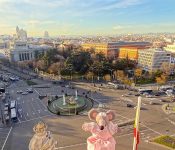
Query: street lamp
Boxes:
[{"xmin": 68, "ymin": 68, "xmax": 73, "ymax": 81}]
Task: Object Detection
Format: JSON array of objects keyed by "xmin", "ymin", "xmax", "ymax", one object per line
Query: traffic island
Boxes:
[
  {"xmin": 151, "ymin": 135, "xmax": 175, "ymax": 149},
  {"xmin": 162, "ymin": 103, "xmax": 175, "ymax": 114},
  {"xmin": 47, "ymin": 95, "xmax": 94, "ymax": 115},
  {"xmin": 26, "ymin": 80, "xmax": 38, "ymax": 86}
]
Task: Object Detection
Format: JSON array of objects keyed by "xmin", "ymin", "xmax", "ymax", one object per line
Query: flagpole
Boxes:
[{"xmin": 133, "ymin": 96, "xmax": 142, "ymax": 150}]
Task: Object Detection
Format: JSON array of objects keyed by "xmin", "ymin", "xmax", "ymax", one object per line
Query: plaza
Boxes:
[{"xmin": 0, "ymin": 78, "xmax": 174, "ymax": 150}]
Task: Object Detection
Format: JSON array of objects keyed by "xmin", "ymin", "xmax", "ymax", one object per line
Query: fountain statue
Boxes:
[
  {"xmin": 63, "ymin": 94, "xmax": 66, "ymax": 106},
  {"xmin": 29, "ymin": 121, "xmax": 57, "ymax": 150},
  {"xmin": 68, "ymin": 96, "xmax": 77, "ymax": 105},
  {"xmin": 75, "ymin": 90, "xmax": 78, "ymax": 100}
]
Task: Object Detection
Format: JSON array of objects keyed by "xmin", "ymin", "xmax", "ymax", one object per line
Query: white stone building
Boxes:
[
  {"xmin": 138, "ymin": 48, "xmax": 171, "ymax": 71},
  {"xmin": 0, "ymin": 40, "xmax": 10, "ymax": 58},
  {"xmin": 9, "ymin": 41, "xmax": 52, "ymax": 62},
  {"xmin": 164, "ymin": 43, "xmax": 175, "ymax": 53}
]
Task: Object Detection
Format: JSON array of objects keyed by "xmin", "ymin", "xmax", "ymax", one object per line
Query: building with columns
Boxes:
[{"xmin": 8, "ymin": 40, "xmax": 52, "ymax": 62}]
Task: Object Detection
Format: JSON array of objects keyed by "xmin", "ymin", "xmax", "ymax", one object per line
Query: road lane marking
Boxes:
[
  {"xmin": 16, "ymin": 114, "xmax": 54, "ymax": 124},
  {"xmin": 1, "ymin": 127, "xmax": 12, "ymax": 150},
  {"xmin": 34, "ymin": 89, "xmax": 41, "ymax": 96},
  {"xmin": 140, "ymin": 123, "xmax": 162, "ymax": 135}
]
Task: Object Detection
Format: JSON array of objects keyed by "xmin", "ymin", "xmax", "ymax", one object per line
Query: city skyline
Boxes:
[{"xmin": 0, "ymin": 0, "xmax": 175, "ymax": 36}]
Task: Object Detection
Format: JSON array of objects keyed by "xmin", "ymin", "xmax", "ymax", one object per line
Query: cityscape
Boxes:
[{"xmin": 0, "ymin": 0, "xmax": 175, "ymax": 150}]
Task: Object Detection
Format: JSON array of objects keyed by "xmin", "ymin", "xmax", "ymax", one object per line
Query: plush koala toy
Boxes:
[{"xmin": 82, "ymin": 109, "xmax": 119, "ymax": 150}]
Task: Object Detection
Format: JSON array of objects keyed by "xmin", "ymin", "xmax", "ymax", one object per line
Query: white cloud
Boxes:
[
  {"xmin": 113, "ymin": 25, "xmax": 123, "ymax": 30},
  {"xmin": 0, "ymin": 0, "xmax": 77, "ymax": 7},
  {"xmin": 97, "ymin": 0, "xmax": 142, "ymax": 11}
]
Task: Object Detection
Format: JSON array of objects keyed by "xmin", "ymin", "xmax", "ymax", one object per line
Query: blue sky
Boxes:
[{"xmin": 0, "ymin": 0, "xmax": 175, "ymax": 36}]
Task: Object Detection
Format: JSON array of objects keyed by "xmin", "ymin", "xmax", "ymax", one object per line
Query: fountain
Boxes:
[{"xmin": 47, "ymin": 92, "xmax": 94, "ymax": 115}]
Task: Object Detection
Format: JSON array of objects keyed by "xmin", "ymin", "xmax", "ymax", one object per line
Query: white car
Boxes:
[
  {"xmin": 22, "ymin": 92, "xmax": 28, "ymax": 95},
  {"xmin": 17, "ymin": 90, "xmax": 23, "ymax": 94},
  {"xmin": 146, "ymin": 94, "xmax": 153, "ymax": 98},
  {"xmin": 143, "ymin": 92, "xmax": 149, "ymax": 96}
]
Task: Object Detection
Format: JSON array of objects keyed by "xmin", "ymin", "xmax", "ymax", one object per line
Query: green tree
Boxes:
[{"xmin": 65, "ymin": 51, "xmax": 92, "ymax": 74}]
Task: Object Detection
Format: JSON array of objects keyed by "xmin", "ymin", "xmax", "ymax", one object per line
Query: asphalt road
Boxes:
[{"xmin": 0, "ymin": 79, "xmax": 174, "ymax": 150}]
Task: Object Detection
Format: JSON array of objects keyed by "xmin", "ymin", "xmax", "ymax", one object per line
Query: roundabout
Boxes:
[{"xmin": 47, "ymin": 93, "xmax": 94, "ymax": 115}]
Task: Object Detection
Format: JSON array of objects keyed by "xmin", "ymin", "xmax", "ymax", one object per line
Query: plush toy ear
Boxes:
[
  {"xmin": 88, "ymin": 109, "xmax": 99, "ymax": 120},
  {"xmin": 106, "ymin": 110, "xmax": 116, "ymax": 121}
]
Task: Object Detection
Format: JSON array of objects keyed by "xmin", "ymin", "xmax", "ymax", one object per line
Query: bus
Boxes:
[
  {"xmin": 11, "ymin": 108, "xmax": 18, "ymax": 122},
  {"xmin": 138, "ymin": 89, "xmax": 153, "ymax": 94},
  {"xmin": 10, "ymin": 100, "xmax": 17, "ymax": 109}
]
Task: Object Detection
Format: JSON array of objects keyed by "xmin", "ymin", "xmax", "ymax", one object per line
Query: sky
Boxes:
[{"xmin": 0, "ymin": 0, "xmax": 175, "ymax": 36}]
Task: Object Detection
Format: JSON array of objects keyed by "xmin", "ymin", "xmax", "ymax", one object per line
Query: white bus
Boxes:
[
  {"xmin": 10, "ymin": 100, "xmax": 17, "ymax": 109},
  {"xmin": 11, "ymin": 108, "xmax": 18, "ymax": 122}
]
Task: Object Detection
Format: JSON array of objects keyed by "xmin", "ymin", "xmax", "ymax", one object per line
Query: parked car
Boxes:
[
  {"xmin": 22, "ymin": 92, "xmax": 28, "ymax": 95},
  {"xmin": 127, "ymin": 103, "xmax": 134, "ymax": 108},
  {"xmin": 4, "ymin": 103, "xmax": 9, "ymax": 107},
  {"xmin": 149, "ymin": 101, "xmax": 157, "ymax": 105},
  {"xmin": 128, "ymin": 92, "xmax": 132, "ymax": 95},
  {"xmin": 17, "ymin": 90, "xmax": 23, "ymax": 94},
  {"xmin": 4, "ymin": 107, "xmax": 8, "ymax": 111},
  {"xmin": 143, "ymin": 92, "xmax": 149, "ymax": 96},
  {"xmin": 26, "ymin": 88, "xmax": 33, "ymax": 93},
  {"xmin": 146, "ymin": 94, "xmax": 153, "ymax": 98}
]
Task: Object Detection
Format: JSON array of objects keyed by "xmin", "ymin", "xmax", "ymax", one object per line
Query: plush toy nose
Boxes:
[{"xmin": 100, "ymin": 126, "xmax": 104, "ymax": 130}]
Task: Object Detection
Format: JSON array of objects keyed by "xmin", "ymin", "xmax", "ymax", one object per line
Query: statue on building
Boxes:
[
  {"xmin": 29, "ymin": 121, "xmax": 57, "ymax": 150},
  {"xmin": 44, "ymin": 31, "xmax": 49, "ymax": 38},
  {"xmin": 16, "ymin": 26, "xmax": 27, "ymax": 41}
]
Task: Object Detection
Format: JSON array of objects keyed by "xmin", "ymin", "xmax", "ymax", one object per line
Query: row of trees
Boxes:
[{"xmin": 2, "ymin": 46, "xmax": 175, "ymax": 84}]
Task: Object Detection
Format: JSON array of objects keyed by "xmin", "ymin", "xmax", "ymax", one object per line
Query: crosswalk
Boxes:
[
  {"xmin": 16, "ymin": 97, "xmax": 51, "ymax": 124},
  {"xmin": 0, "ymin": 127, "xmax": 12, "ymax": 150}
]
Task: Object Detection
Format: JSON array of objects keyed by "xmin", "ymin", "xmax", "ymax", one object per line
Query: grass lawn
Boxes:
[
  {"xmin": 153, "ymin": 135, "xmax": 175, "ymax": 149},
  {"xmin": 26, "ymin": 80, "xmax": 38, "ymax": 86}
]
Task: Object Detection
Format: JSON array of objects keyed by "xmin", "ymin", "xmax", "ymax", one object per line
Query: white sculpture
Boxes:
[
  {"xmin": 75, "ymin": 90, "xmax": 78, "ymax": 100},
  {"xmin": 29, "ymin": 121, "xmax": 57, "ymax": 150},
  {"xmin": 16, "ymin": 26, "xmax": 27, "ymax": 41},
  {"xmin": 63, "ymin": 94, "xmax": 66, "ymax": 106}
]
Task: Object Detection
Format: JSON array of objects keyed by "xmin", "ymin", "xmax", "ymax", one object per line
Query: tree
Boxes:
[
  {"xmin": 95, "ymin": 52, "xmax": 106, "ymax": 62},
  {"xmin": 161, "ymin": 62, "xmax": 171, "ymax": 75},
  {"xmin": 156, "ymin": 74, "xmax": 168, "ymax": 85},
  {"xmin": 116, "ymin": 70, "xmax": 125, "ymax": 80},
  {"xmin": 86, "ymin": 72, "xmax": 94, "ymax": 81},
  {"xmin": 104, "ymin": 74, "xmax": 111, "ymax": 81},
  {"xmin": 153, "ymin": 70, "xmax": 163, "ymax": 78},
  {"xmin": 65, "ymin": 51, "xmax": 92, "ymax": 74},
  {"xmin": 36, "ymin": 60, "xmax": 46, "ymax": 71},
  {"xmin": 134, "ymin": 68, "xmax": 142, "ymax": 78},
  {"xmin": 48, "ymin": 62, "xmax": 62, "ymax": 75}
]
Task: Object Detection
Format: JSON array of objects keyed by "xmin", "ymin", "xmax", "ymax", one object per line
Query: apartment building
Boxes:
[
  {"xmin": 82, "ymin": 41, "xmax": 151, "ymax": 59},
  {"xmin": 138, "ymin": 48, "xmax": 171, "ymax": 71}
]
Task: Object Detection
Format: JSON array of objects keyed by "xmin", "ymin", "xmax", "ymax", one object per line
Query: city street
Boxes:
[{"xmin": 0, "ymin": 79, "xmax": 174, "ymax": 150}]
